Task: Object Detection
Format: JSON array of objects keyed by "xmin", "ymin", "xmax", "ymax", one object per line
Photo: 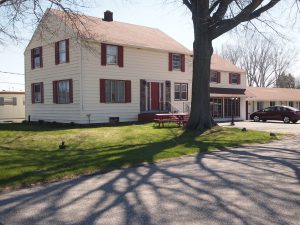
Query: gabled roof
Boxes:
[
  {"xmin": 211, "ymin": 54, "xmax": 244, "ymax": 73},
  {"xmin": 49, "ymin": 9, "xmax": 191, "ymax": 54},
  {"xmin": 246, "ymin": 87, "xmax": 300, "ymax": 101}
]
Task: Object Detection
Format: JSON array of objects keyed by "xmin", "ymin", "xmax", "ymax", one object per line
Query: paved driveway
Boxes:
[
  {"xmin": 0, "ymin": 137, "xmax": 299, "ymax": 225},
  {"xmin": 220, "ymin": 120, "xmax": 300, "ymax": 135}
]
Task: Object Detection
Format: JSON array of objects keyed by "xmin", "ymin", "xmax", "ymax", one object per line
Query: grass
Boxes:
[{"xmin": 0, "ymin": 123, "xmax": 276, "ymax": 190}]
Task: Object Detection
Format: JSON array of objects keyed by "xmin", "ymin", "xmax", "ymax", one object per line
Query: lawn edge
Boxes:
[{"xmin": 0, "ymin": 133, "xmax": 281, "ymax": 194}]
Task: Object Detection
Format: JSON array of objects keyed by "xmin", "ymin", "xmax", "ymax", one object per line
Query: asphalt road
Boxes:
[
  {"xmin": 0, "ymin": 135, "xmax": 299, "ymax": 225},
  {"xmin": 220, "ymin": 120, "xmax": 300, "ymax": 135}
]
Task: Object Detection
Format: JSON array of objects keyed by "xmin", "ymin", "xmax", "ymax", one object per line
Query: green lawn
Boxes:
[{"xmin": 0, "ymin": 123, "xmax": 276, "ymax": 189}]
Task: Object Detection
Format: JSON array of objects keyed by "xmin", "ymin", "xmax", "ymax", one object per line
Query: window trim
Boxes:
[
  {"xmin": 169, "ymin": 53, "xmax": 185, "ymax": 72},
  {"xmin": 172, "ymin": 53, "xmax": 182, "ymax": 71},
  {"xmin": 101, "ymin": 43, "xmax": 124, "ymax": 67},
  {"xmin": 53, "ymin": 79, "xmax": 73, "ymax": 104},
  {"xmin": 174, "ymin": 83, "xmax": 188, "ymax": 101},
  {"xmin": 31, "ymin": 82, "xmax": 44, "ymax": 104},
  {"xmin": 100, "ymin": 79, "xmax": 131, "ymax": 103},
  {"xmin": 55, "ymin": 39, "xmax": 70, "ymax": 65},
  {"xmin": 106, "ymin": 45, "xmax": 118, "ymax": 65},
  {"xmin": 31, "ymin": 47, "xmax": 43, "ymax": 69},
  {"xmin": 229, "ymin": 73, "xmax": 241, "ymax": 85},
  {"xmin": 210, "ymin": 70, "xmax": 220, "ymax": 83}
]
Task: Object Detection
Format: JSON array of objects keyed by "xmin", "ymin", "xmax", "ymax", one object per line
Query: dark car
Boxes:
[{"xmin": 250, "ymin": 105, "xmax": 300, "ymax": 123}]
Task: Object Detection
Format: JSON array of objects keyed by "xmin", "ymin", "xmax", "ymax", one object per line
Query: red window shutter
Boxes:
[
  {"xmin": 186, "ymin": 83, "xmax": 189, "ymax": 101},
  {"xmin": 40, "ymin": 82, "xmax": 44, "ymax": 103},
  {"xmin": 100, "ymin": 79, "xmax": 106, "ymax": 103},
  {"xmin": 217, "ymin": 72, "xmax": 221, "ymax": 83},
  {"xmin": 31, "ymin": 49, "xmax": 35, "ymax": 69},
  {"xmin": 229, "ymin": 73, "xmax": 232, "ymax": 84},
  {"xmin": 237, "ymin": 74, "xmax": 241, "ymax": 84},
  {"xmin": 168, "ymin": 53, "xmax": 172, "ymax": 71},
  {"xmin": 31, "ymin": 83, "xmax": 35, "ymax": 103},
  {"xmin": 53, "ymin": 81, "xmax": 58, "ymax": 103},
  {"xmin": 181, "ymin": 54, "xmax": 185, "ymax": 72},
  {"xmin": 55, "ymin": 42, "xmax": 59, "ymax": 65},
  {"xmin": 125, "ymin": 80, "xmax": 131, "ymax": 103},
  {"xmin": 39, "ymin": 47, "xmax": 43, "ymax": 68},
  {"xmin": 101, "ymin": 43, "xmax": 107, "ymax": 66},
  {"xmin": 66, "ymin": 39, "xmax": 70, "ymax": 63},
  {"xmin": 118, "ymin": 46, "xmax": 124, "ymax": 67},
  {"xmin": 69, "ymin": 79, "xmax": 73, "ymax": 103}
]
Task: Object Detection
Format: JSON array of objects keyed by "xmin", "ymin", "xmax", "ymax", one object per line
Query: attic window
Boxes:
[{"xmin": 31, "ymin": 47, "xmax": 43, "ymax": 69}]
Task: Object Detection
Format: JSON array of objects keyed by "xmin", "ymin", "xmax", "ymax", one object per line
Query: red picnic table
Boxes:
[{"xmin": 154, "ymin": 113, "xmax": 189, "ymax": 127}]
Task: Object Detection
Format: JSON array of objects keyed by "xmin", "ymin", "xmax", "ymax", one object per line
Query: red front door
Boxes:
[{"xmin": 151, "ymin": 82, "xmax": 160, "ymax": 111}]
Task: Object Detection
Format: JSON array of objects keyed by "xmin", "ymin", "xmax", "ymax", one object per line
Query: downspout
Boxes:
[{"xmin": 79, "ymin": 39, "xmax": 84, "ymax": 122}]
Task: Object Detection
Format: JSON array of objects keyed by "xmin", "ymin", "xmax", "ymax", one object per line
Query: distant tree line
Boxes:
[{"xmin": 221, "ymin": 34, "xmax": 298, "ymax": 89}]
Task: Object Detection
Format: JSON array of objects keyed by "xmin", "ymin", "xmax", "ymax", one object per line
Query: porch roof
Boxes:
[{"xmin": 210, "ymin": 87, "xmax": 246, "ymax": 95}]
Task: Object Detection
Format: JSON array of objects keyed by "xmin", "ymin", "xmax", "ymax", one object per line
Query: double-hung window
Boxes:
[
  {"xmin": 168, "ymin": 53, "xmax": 185, "ymax": 72},
  {"xmin": 55, "ymin": 39, "xmax": 69, "ymax": 64},
  {"xmin": 31, "ymin": 83, "xmax": 43, "ymax": 103},
  {"xmin": 174, "ymin": 83, "xmax": 188, "ymax": 101},
  {"xmin": 106, "ymin": 45, "xmax": 118, "ymax": 65},
  {"xmin": 31, "ymin": 47, "xmax": 43, "ymax": 69},
  {"xmin": 100, "ymin": 79, "xmax": 131, "ymax": 103},
  {"xmin": 172, "ymin": 54, "xmax": 181, "ymax": 70},
  {"xmin": 58, "ymin": 80, "xmax": 70, "ymax": 104},
  {"xmin": 210, "ymin": 71, "xmax": 220, "ymax": 83},
  {"xmin": 229, "ymin": 73, "xmax": 240, "ymax": 84},
  {"xmin": 105, "ymin": 80, "xmax": 125, "ymax": 103},
  {"xmin": 53, "ymin": 79, "xmax": 73, "ymax": 104},
  {"xmin": 101, "ymin": 44, "xmax": 124, "ymax": 67}
]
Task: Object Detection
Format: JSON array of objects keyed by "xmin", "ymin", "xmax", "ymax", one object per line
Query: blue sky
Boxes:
[{"xmin": 0, "ymin": 0, "xmax": 299, "ymax": 91}]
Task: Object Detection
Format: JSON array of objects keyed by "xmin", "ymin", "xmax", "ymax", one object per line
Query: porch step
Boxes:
[{"xmin": 138, "ymin": 112, "xmax": 168, "ymax": 122}]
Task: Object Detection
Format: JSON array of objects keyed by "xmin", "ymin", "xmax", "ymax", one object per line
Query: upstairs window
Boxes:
[
  {"xmin": 31, "ymin": 47, "xmax": 43, "ymax": 69},
  {"xmin": 101, "ymin": 43, "xmax": 124, "ymax": 67},
  {"xmin": 229, "ymin": 73, "xmax": 241, "ymax": 84},
  {"xmin": 172, "ymin": 54, "xmax": 181, "ymax": 70},
  {"xmin": 174, "ymin": 83, "xmax": 188, "ymax": 101},
  {"xmin": 169, "ymin": 53, "xmax": 185, "ymax": 72},
  {"xmin": 107, "ymin": 45, "xmax": 118, "ymax": 65},
  {"xmin": 55, "ymin": 39, "xmax": 69, "ymax": 64},
  {"xmin": 210, "ymin": 71, "xmax": 220, "ymax": 83},
  {"xmin": 53, "ymin": 79, "xmax": 73, "ymax": 104},
  {"xmin": 31, "ymin": 82, "xmax": 44, "ymax": 104}
]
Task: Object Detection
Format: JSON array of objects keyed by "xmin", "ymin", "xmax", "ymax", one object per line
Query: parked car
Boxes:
[{"xmin": 250, "ymin": 106, "xmax": 300, "ymax": 123}]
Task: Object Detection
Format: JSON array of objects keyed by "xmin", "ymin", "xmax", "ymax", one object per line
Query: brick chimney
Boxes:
[{"xmin": 103, "ymin": 10, "xmax": 113, "ymax": 22}]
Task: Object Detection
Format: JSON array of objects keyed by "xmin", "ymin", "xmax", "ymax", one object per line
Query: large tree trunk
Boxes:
[{"xmin": 186, "ymin": 2, "xmax": 215, "ymax": 130}]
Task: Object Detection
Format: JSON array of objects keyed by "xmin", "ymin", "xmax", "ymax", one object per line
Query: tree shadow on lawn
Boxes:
[
  {"xmin": 0, "ymin": 126, "xmax": 276, "ymax": 189},
  {"xmin": 0, "ymin": 136, "xmax": 299, "ymax": 225}
]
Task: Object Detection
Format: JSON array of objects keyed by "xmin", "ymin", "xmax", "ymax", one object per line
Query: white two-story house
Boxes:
[{"xmin": 25, "ymin": 9, "xmax": 246, "ymax": 124}]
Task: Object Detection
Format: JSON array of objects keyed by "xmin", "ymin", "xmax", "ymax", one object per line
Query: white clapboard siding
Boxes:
[
  {"xmin": 79, "ymin": 43, "xmax": 193, "ymax": 123},
  {"xmin": 210, "ymin": 71, "xmax": 247, "ymax": 89},
  {"xmin": 25, "ymin": 15, "xmax": 82, "ymax": 123}
]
